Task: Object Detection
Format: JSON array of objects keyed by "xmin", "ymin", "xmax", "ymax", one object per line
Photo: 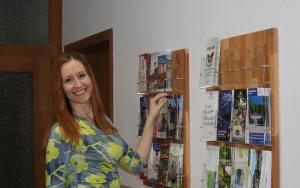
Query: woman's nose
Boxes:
[{"xmin": 74, "ymin": 78, "xmax": 82, "ymax": 87}]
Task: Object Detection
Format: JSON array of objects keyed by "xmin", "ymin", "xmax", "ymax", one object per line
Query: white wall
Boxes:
[
  {"xmin": 63, "ymin": 0, "xmax": 300, "ymax": 187},
  {"xmin": 62, "ymin": 0, "xmax": 114, "ymax": 45}
]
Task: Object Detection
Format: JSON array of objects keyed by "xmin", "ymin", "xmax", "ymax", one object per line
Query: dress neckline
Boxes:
[{"xmin": 73, "ymin": 114, "xmax": 96, "ymax": 126}]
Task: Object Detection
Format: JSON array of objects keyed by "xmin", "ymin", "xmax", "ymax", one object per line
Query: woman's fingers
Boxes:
[
  {"xmin": 150, "ymin": 93, "xmax": 169, "ymax": 104},
  {"xmin": 149, "ymin": 93, "xmax": 169, "ymax": 117}
]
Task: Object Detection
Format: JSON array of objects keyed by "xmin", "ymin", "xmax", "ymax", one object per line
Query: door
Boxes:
[
  {"xmin": 0, "ymin": 56, "xmax": 52, "ymax": 188},
  {"xmin": 64, "ymin": 29, "xmax": 113, "ymax": 120},
  {"xmin": 0, "ymin": 0, "xmax": 61, "ymax": 187}
]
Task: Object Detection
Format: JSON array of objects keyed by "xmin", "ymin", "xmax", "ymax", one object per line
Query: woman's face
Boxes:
[{"xmin": 61, "ymin": 59, "xmax": 92, "ymax": 105}]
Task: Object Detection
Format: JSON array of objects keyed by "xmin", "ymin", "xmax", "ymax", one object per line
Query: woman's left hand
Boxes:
[
  {"xmin": 136, "ymin": 93, "xmax": 168, "ymax": 161},
  {"xmin": 148, "ymin": 93, "xmax": 169, "ymax": 119}
]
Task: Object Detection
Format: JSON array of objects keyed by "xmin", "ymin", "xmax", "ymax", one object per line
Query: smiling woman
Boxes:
[
  {"xmin": 45, "ymin": 52, "xmax": 168, "ymax": 187},
  {"xmin": 51, "ymin": 52, "xmax": 113, "ymax": 141},
  {"xmin": 61, "ymin": 59, "xmax": 93, "ymax": 106}
]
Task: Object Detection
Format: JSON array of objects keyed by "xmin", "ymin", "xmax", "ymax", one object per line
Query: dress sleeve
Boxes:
[
  {"xmin": 116, "ymin": 133, "xmax": 144, "ymax": 175},
  {"xmin": 45, "ymin": 124, "xmax": 72, "ymax": 187}
]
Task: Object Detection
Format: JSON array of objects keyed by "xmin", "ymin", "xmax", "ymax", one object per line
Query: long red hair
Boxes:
[{"xmin": 51, "ymin": 52, "xmax": 114, "ymax": 143}]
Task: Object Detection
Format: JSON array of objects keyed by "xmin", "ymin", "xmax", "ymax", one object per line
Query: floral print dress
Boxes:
[{"xmin": 46, "ymin": 116, "xmax": 143, "ymax": 188}]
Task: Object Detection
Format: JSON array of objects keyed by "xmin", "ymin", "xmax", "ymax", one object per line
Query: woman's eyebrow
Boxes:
[{"xmin": 62, "ymin": 75, "xmax": 73, "ymax": 79}]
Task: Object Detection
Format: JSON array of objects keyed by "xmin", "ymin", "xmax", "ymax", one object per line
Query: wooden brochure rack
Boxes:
[
  {"xmin": 206, "ymin": 28, "xmax": 279, "ymax": 188},
  {"xmin": 140, "ymin": 49, "xmax": 190, "ymax": 188}
]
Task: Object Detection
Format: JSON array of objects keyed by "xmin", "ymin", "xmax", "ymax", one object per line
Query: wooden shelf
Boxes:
[
  {"xmin": 204, "ymin": 82, "xmax": 272, "ymax": 91},
  {"xmin": 137, "ymin": 91, "xmax": 185, "ymax": 97},
  {"xmin": 153, "ymin": 137, "xmax": 184, "ymax": 144},
  {"xmin": 143, "ymin": 180, "xmax": 169, "ymax": 188},
  {"xmin": 207, "ymin": 141, "xmax": 272, "ymax": 151},
  {"xmin": 143, "ymin": 175, "xmax": 187, "ymax": 188}
]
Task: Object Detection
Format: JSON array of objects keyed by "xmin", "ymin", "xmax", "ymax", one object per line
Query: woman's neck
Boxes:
[{"xmin": 71, "ymin": 102, "xmax": 94, "ymax": 120}]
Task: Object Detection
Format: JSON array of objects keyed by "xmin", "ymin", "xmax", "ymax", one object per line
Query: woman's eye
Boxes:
[
  {"xmin": 64, "ymin": 78, "xmax": 73, "ymax": 84},
  {"xmin": 78, "ymin": 73, "xmax": 86, "ymax": 79}
]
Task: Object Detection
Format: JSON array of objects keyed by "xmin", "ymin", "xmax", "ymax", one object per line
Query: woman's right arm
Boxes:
[{"xmin": 45, "ymin": 124, "xmax": 71, "ymax": 187}]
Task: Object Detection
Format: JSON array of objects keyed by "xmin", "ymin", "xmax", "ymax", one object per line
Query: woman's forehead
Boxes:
[{"xmin": 61, "ymin": 59, "xmax": 86, "ymax": 77}]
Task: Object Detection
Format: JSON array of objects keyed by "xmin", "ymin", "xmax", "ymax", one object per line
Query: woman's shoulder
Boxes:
[
  {"xmin": 104, "ymin": 115, "xmax": 119, "ymax": 132},
  {"xmin": 50, "ymin": 122, "xmax": 62, "ymax": 133},
  {"xmin": 47, "ymin": 122, "xmax": 72, "ymax": 149},
  {"xmin": 48, "ymin": 122, "xmax": 67, "ymax": 140}
]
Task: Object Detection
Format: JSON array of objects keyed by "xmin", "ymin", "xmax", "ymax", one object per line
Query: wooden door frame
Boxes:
[{"xmin": 64, "ymin": 28, "xmax": 114, "ymax": 119}]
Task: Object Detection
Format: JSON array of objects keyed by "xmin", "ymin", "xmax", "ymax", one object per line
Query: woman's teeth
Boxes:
[{"xmin": 74, "ymin": 89, "xmax": 85, "ymax": 96}]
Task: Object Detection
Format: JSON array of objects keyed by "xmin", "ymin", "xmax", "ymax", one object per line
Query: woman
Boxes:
[{"xmin": 46, "ymin": 52, "xmax": 168, "ymax": 187}]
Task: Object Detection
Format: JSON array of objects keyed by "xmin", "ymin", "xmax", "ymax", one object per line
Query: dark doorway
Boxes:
[{"xmin": 64, "ymin": 29, "xmax": 113, "ymax": 120}]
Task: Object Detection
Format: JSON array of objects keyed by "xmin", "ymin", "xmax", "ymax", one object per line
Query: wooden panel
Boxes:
[
  {"xmin": 269, "ymin": 29, "xmax": 280, "ymax": 188},
  {"xmin": 172, "ymin": 49, "xmax": 190, "ymax": 188},
  {"xmin": 34, "ymin": 58, "xmax": 53, "ymax": 188},
  {"xmin": 181, "ymin": 49, "xmax": 190, "ymax": 188},
  {"xmin": 172, "ymin": 49, "xmax": 187, "ymax": 93},
  {"xmin": 216, "ymin": 29, "xmax": 277, "ymax": 90}
]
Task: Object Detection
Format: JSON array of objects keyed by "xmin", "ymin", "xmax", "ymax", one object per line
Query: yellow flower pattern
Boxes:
[
  {"xmin": 78, "ymin": 120, "xmax": 96, "ymax": 135},
  {"xmin": 109, "ymin": 179, "xmax": 121, "ymax": 188},
  {"xmin": 71, "ymin": 154, "xmax": 89, "ymax": 173},
  {"xmin": 130, "ymin": 157, "xmax": 140, "ymax": 168},
  {"xmin": 107, "ymin": 142, "xmax": 123, "ymax": 160},
  {"xmin": 78, "ymin": 185, "xmax": 89, "ymax": 188},
  {"xmin": 66, "ymin": 174, "xmax": 75, "ymax": 186},
  {"xmin": 45, "ymin": 171, "xmax": 51, "ymax": 186},
  {"xmin": 46, "ymin": 117, "xmax": 143, "ymax": 187},
  {"xmin": 74, "ymin": 139, "xmax": 87, "ymax": 152},
  {"xmin": 46, "ymin": 139, "xmax": 60, "ymax": 163},
  {"xmin": 85, "ymin": 173, "xmax": 107, "ymax": 187},
  {"xmin": 98, "ymin": 162, "xmax": 114, "ymax": 173}
]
